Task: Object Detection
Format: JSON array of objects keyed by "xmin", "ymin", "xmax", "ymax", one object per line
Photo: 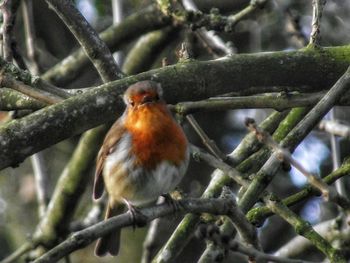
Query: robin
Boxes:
[{"xmin": 93, "ymin": 80, "xmax": 189, "ymax": 256}]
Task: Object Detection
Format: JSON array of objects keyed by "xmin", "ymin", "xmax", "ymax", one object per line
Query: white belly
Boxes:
[{"xmin": 103, "ymin": 134, "xmax": 190, "ymax": 206}]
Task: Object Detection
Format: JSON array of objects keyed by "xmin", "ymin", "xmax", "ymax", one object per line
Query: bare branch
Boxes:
[
  {"xmin": 309, "ymin": 0, "xmax": 327, "ymax": 46},
  {"xmin": 22, "ymin": 0, "xmax": 39, "ymax": 74},
  {"xmin": 182, "ymin": 0, "xmax": 234, "ymax": 56},
  {"xmin": 157, "ymin": 0, "xmax": 268, "ymax": 32},
  {"xmin": 32, "ymin": 198, "xmax": 236, "ymax": 263},
  {"xmin": 41, "ymin": 5, "xmax": 171, "ymax": 86},
  {"xmin": 196, "ymin": 223, "xmax": 314, "ymax": 263},
  {"xmin": 186, "ymin": 115, "xmax": 226, "ymax": 160},
  {"xmin": 45, "ymin": 0, "xmax": 123, "ymax": 82},
  {"xmin": 0, "ymin": 72, "xmax": 62, "ymax": 104},
  {"xmin": 172, "ymin": 91, "xmax": 350, "ymax": 115},
  {"xmin": 30, "ymin": 152, "xmax": 49, "ymax": 218},
  {"xmin": 0, "ymin": 0, "xmax": 20, "ymax": 61},
  {"xmin": 319, "ymin": 120, "xmax": 350, "ymax": 140},
  {"xmin": 0, "ymin": 242, "xmax": 33, "ymax": 263},
  {"xmin": 0, "ymin": 46, "xmax": 350, "ymax": 170},
  {"xmin": 239, "ymin": 65, "xmax": 350, "ymax": 212}
]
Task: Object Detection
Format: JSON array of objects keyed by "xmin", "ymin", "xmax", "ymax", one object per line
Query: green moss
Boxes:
[{"xmin": 272, "ymin": 107, "xmax": 309, "ymax": 142}]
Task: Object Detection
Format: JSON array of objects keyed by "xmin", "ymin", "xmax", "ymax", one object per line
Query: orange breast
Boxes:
[{"xmin": 125, "ymin": 103, "xmax": 187, "ymax": 169}]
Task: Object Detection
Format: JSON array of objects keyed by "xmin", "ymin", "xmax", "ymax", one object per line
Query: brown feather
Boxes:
[
  {"xmin": 95, "ymin": 202, "xmax": 124, "ymax": 256},
  {"xmin": 93, "ymin": 119, "xmax": 126, "ymax": 200}
]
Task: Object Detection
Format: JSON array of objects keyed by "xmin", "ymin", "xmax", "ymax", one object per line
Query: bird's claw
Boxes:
[{"xmin": 123, "ymin": 198, "xmax": 147, "ymax": 230}]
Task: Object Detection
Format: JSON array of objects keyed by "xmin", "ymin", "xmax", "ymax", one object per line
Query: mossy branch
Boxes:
[{"xmin": 0, "ymin": 46, "xmax": 350, "ymax": 170}]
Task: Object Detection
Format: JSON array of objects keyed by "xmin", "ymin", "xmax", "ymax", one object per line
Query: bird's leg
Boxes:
[
  {"xmin": 161, "ymin": 193, "xmax": 181, "ymax": 212},
  {"xmin": 122, "ymin": 198, "xmax": 147, "ymax": 229}
]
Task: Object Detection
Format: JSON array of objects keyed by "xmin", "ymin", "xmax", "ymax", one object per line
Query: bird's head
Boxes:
[{"xmin": 123, "ymin": 81, "xmax": 164, "ymax": 108}]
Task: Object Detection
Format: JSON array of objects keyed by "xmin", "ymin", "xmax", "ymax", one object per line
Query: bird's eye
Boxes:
[{"xmin": 129, "ymin": 100, "xmax": 135, "ymax": 107}]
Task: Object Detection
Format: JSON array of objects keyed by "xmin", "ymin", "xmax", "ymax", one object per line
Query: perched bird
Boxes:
[{"xmin": 93, "ymin": 80, "xmax": 189, "ymax": 256}]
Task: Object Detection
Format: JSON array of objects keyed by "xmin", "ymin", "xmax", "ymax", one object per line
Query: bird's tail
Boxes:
[{"xmin": 95, "ymin": 202, "xmax": 124, "ymax": 257}]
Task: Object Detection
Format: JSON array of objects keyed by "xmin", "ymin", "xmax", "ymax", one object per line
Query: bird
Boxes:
[{"xmin": 93, "ymin": 80, "xmax": 189, "ymax": 257}]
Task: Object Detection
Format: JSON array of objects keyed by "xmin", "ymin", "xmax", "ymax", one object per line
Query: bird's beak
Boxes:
[{"xmin": 141, "ymin": 95, "xmax": 155, "ymax": 105}]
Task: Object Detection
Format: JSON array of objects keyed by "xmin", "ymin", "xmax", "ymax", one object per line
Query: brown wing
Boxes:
[{"xmin": 93, "ymin": 118, "xmax": 126, "ymax": 200}]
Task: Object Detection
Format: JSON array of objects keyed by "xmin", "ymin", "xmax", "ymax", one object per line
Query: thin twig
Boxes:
[
  {"xmin": 22, "ymin": 0, "xmax": 39, "ymax": 74},
  {"xmin": 319, "ymin": 119, "xmax": 350, "ymax": 140},
  {"xmin": 220, "ymin": 187, "xmax": 261, "ymax": 250},
  {"xmin": 186, "ymin": 115, "xmax": 226, "ymax": 160},
  {"xmin": 112, "ymin": 0, "xmax": 124, "ymax": 66},
  {"xmin": 326, "ymin": 109, "xmax": 346, "ymax": 197},
  {"xmin": 70, "ymin": 197, "xmax": 106, "ymax": 231},
  {"xmin": 141, "ymin": 196, "xmax": 165, "ymax": 263},
  {"xmin": 30, "ymin": 152, "xmax": 49, "ymax": 218},
  {"xmin": 22, "ymin": 0, "xmax": 50, "ymax": 219},
  {"xmin": 190, "ymin": 144, "xmax": 249, "ymax": 188},
  {"xmin": 171, "ymin": 91, "xmax": 350, "ymax": 115},
  {"xmin": 158, "ymin": 0, "xmax": 268, "ymax": 33},
  {"xmin": 141, "ymin": 218, "xmax": 162, "ymax": 263},
  {"xmin": 0, "ymin": 0, "xmax": 20, "ymax": 61},
  {"xmin": 182, "ymin": 0, "xmax": 234, "ymax": 56},
  {"xmin": 309, "ymin": 0, "xmax": 327, "ymax": 46},
  {"xmin": 0, "ymin": 72, "xmax": 62, "ymax": 104},
  {"xmin": 0, "ymin": 55, "xmax": 71, "ymax": 99},
  {"xmin": 284, "ymin": 8, "xmax": 308, "ymax": 48},
  {"xmin": 225, "ymin": 0, "xmax": 268, "ymax": 31},
  {"xmin": 0, "ymin": 241, "xmax": 33, "ymax": 263}
]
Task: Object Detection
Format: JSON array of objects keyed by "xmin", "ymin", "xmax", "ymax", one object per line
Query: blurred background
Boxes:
[{"xmin": 1, "ymin": 0, "xmax": 350, "ymax": 262}]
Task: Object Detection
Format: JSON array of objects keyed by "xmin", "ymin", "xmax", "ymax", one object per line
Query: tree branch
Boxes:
[
  {"xmin": 157, "ymin": 0, "xmax": 268, "ymax": 32},
  {"xmin": 309, "ymin": 0, "xmax": 326, "ymax": 46},
  {"xmin": 0, "ymin": 46, "xmax": 350, "ymax": 170},
  {"xmin": 247, "ymin": 157, "xmax": 350, "ymax": 226},
  {"xmin": 0, "ymin": 0, "xmax": 20, "ymax": 61},
  {"xmin": 196, "ymin": 223, "xmax": 314, "ymax": 263},
  {"xmin": 0, "ymin": 88, "xmax": 46, "ymax": 110},
  {"xmin": 44, "ymin": 0, "xmax": 123, "ymax": 82},
  {"xmin": 41, "ymin": 5, "xmax": 171, "ymax": 86},
  {"xmin": 153, "ymin": 109, "xmax": 300, "ymax": 262},
  {"xmin": 0, "ymin": 72, "xmax": 62, "ymax": 104},
  {"xmin": 26, "ymin": 15, "xmax": 172, "ymax": 260},
  {"xmin": 32, "ymin": 198, "xmax": 236, "ymax": 263},
  {"xmin": 238, "ymin": 65, "xmax": 350, "ymax": 212},
  {"xmin": 172, "ymin": 91, "xmax": 350, "ymax": 114}
]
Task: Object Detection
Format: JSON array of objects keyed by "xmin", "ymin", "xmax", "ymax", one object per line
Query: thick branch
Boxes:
[{"xmin": 1, "ymin": 46, "xmax": 350, "ymax": 169}]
